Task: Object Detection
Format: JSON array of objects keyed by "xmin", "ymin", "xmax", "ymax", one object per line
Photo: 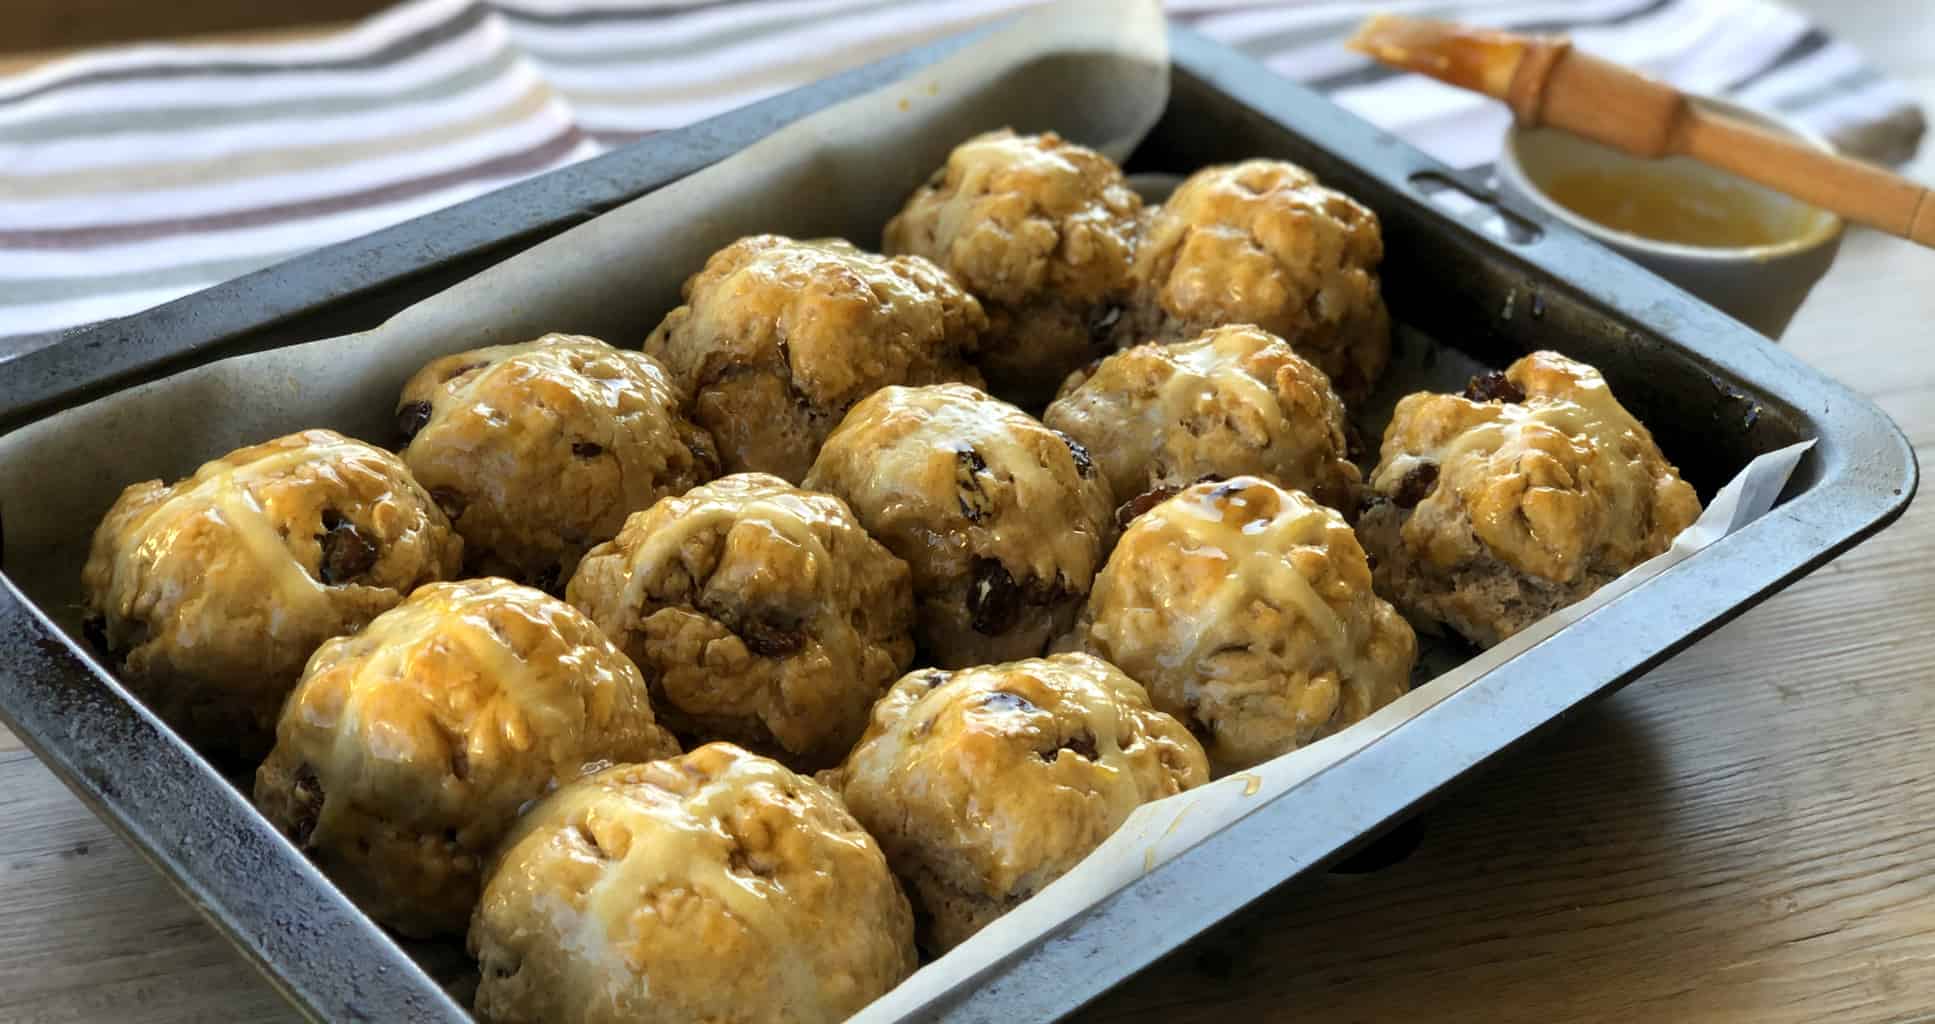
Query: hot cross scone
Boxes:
[
  {"xmin": 885, "ymin": 130, "xmax": 1142, "ymax": 405},
  {"xmin": 81, "ymin": 429, "xmax": 463, "ymax": 760},
  {"xmin": 468, "ymin": 744, "xmax": 915, "ymax": 1024},
  {"xmin": 1358, "ymin": 350, "xmax": 1702, "ymax": 648},
  {"xmin": 1068, "ymin": 476, "xmax": 1416, "ymax": 772},
  {"xmin": 833, "ymin": 653, "xmax": 1207, "ymax": 952},
  {"xmin": 1125, "ymin": 159, "xmax": 1391, "ymax": 400},
  {"xmin": 645, "ymin": 235, "xmax": 986, "ymax": 481}
]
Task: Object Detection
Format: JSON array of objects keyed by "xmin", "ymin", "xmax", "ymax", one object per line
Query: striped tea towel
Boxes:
[{"xmin": 0, "ymin": 0, "xmax": 1922, "ymax": 349}]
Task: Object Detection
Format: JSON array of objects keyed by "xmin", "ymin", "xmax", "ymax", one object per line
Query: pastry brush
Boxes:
[{"xmin": 1347, "ymin": 14, "xmax": 1935, "ymax": 248}]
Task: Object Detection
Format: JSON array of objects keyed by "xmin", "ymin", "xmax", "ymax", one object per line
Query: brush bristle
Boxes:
[{"xmin": 1346, "ymin": 14, "xmax": 1528, "ymax": 99}]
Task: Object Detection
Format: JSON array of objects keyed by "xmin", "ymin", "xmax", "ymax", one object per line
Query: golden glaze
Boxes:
[
  {"xmin": 1361, "ymin": 350, "xmax": 1701, "ymax": 646},
  {"xmin": 1072, "ymin": 477, "xmax": 1415, "ymax": 773},
  {"xmin": 565, "ymin": 473, "xmax": 915, "ymax": 770},
  {"xmin": 1127, "ymin": 159, "xmax": 1391, "ymax": 399},
  {"xmin": 1046, "ymin": 324, "xmax": 1361, "ymax": 512},
  {"xmin": 884, "ymin": 130, "xmax": 1142, "ymax": 404},
  {"xmin": 468, "ymin": 744, "xmax": 915, "ymax": 1024},
  {"xmin": 398, "ymin": 334, "xmax": 717, "ymax": 588},
  {"xmin": 81, "ymin": 429, "xmax": 463, "ymax": 760},
  {"xmin": 253, "ymin": 578, "xmax": 677, "ymax": 938},
  {"xmin": 802, "ymin": 383, "xmax": 1115, "ymax": 668},
  {"xmin": 836, "ymin": 653, "xmax": 1208, "ymax": 952},
  {"xmin": 644, "ymin": 235, "xmax": 987, "ymax": 482}
]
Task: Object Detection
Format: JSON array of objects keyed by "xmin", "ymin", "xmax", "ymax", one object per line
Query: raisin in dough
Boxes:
[
  {"xmin": 81, "ymin": 429, "xmax": 463, "ymax": 760},
  {"xmin": 468, "ymin": 744, "xmax": 915, "ymax": 1024},
  {"xmin": 884, "ymin": 130, "xmax": 1141, "ymax": 406},
  {"xmin": 397, "ymin": 334, "xmax": 717, "ymax": 591},
  {"xmin": 1358, "ymin": 351, "xmax": 1702, "ymax": 648},
  {"xmin": 566, "ymin": 473, "xmax": 915, "ymax": 771},
  {"xmin": 1045, "ymin": 324, "xmax": 1360, "ymax": 519},
  {"xmin": 802, "ymin": 383, "xmax": 1114, "ymax": 668},
  {"xmin": 1126, "ymin": 160, "xmax": 1391, "ymax": 400},
  {"xmin": 644, "ymin": 235, "xmax": 987, "ymax": 482},
  {"xmin": 1070, "ymin": 476, "xmax": 1416, "ymax": 773},
  {"xmin": 254, "ymin": 578, "xmax": 678, "ymax": 938},
  {"xmin": 835, "ymin": 653, "xmax": 1207, "ymax": 952}
]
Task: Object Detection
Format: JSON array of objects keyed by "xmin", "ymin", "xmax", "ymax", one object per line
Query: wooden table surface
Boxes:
[{"xmin": 3, "ymin": 2, "xmax": 1934, "ymax": 1022}]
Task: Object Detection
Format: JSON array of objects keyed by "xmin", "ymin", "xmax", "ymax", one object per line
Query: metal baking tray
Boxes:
[{"xmin": 0, "ymin": 22, "xmax": 1916, "ymax": 1024}]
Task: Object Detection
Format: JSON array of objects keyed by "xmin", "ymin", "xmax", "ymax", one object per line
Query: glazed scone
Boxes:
[
  {"xmin": 1070, "ymin": 476, "xmax": 1415, "ymax": 773},
  {"xmin": 1358, "ymin": 351, "xmax": 1702, "ymax": 648},
  {"xmin": 884, "ymin": 130, "xmax": 1142, "ymax": 405},
  {"xmin": 1127, "ymin": 160, "xmax": 1391, "ymax": 399},
  {"xmin": 565, "ymin": 473, "xmax": 915, "ymax": 770},
  {"xmin": 1044, "ymin": 324, "xmax": 1360, "ymax": 518},
  {"xmin": 837, "ymin": 653, "xmax": 1207, "ymax": 952},
  {"xmin": 468, "ymin": 743, "xmax": 915, "ymax": 1024},
  {"xmin": 802, "ymin": 383, "xmax": 1114, "ymax": 668},
  {"xmin": 253, "ymin": 578, "xmax": 678, "ymax": 938},
  {"xmin": 644, "ymin": 235, "xmax": 987, "ymax": 481},
  {"xmin": 81, "ymin": 429, "xmax": 463, "ymax": 761},
  {"xmin": 396, "ymin": 333, "xmax": 718, "ymax": 591}
]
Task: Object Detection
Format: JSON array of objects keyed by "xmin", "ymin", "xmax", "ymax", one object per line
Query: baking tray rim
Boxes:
[{"xmin": 0, "ymin": 21, "xmax": 1917, "ymax": 1024}]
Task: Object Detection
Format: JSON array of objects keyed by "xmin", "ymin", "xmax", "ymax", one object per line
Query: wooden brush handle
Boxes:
[
  {"xmin": 1674, "ymin": 110, "xmax": 1935, "ymax": 246},
  {"xmin": 1517, "ymin": 46, "xmax": 1935, "ymax": 247}
]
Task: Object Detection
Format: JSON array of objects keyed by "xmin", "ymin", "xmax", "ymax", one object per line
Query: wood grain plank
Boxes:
[{"xmin": 0, "ymin": 752, "xmax": 294, "ymax": 1023}]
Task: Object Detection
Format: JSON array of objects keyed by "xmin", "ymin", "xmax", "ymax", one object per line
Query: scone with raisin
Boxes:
[
  {"xmin": 1069, "ymin": 476, "xmax": 1415, "ymax": 773},
  {"xmin": 836, "ymin": 654, "xmax": 1207, "ymax": 952},
  {"xmin": 254, "ymin": 578, "xmax": 678, "ymax": 938},
  {"xmin": 884, "ymin": 130, "xmax": 1142, "ymax": 405},
  {"xmin": 803, "ymin": 383, "xmax": 1114, "ymax": 668},
  {"xmin": 396, "ymin": 333, "xmax": 717, "ymax": 591},
  {"xmin": 1126, "ymin": 160, "xmax": 1390, "ymax": 399},
  {"xmin": 469, "ymin": 743, "xmax": 914, "ymax": 1024},
  {"xmin": 1045, "ymin": 324, "xmax": 1360, "ymax": 519},
  {"xmin": 1358, "ymin": 351, "xmax": 1702, "ymax": 648},
  {"xmin": 81, "ymin": 429, "xmax": 463, "ymax": 760},
  {"xmin": 644, "ymin": 235, "xmax": 987, "ymax": 481},
  {"xmin": 566, "ymin": 473, "xmax": 915, "ymax": 771}
]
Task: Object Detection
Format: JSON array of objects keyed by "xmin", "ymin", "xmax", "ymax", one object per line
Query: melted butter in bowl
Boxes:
[
  {"xmin": 1497, "ymin": 96, "xmax": 1843, "ymax": 337},
  {"xmin": 1539, "ymin": 166, "xmax": 1810, "ymax": 249}
]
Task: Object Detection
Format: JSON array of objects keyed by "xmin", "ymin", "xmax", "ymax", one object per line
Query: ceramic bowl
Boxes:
[{"xmin": 1497, "ymin": 96, "xmax": 1843, "ymax": 338}]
